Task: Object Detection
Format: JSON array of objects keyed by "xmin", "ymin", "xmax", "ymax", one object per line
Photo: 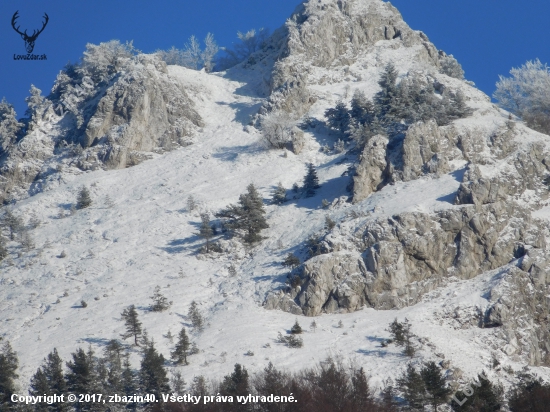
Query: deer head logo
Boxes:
[{"xmin": 11, "ymin": 11, "xmax": 49, "ymax": 54}]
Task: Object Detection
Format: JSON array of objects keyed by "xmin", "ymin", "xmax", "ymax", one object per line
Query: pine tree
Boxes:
[
  {"xmin": 290, "ymin": 320, "xmax": 302, "ymax": 335},
  {"xmin": 303, "ymin": 163, "xmax": 320, "ymax": 197},
  {"xmin": 397, "ymin": 364, "xmax": 427, "ymax": 411},
  {"xmin": 421, "ymin": 361, "xmax": 451, "ymax": 411},
  {"xmin": 121, "ymin": 305, "xmax": 142, "ymax": 345},
  {"xmin": 375, "ymin": 63, "xmax": 400, "ymax": 121},
  {"xmin": 187, "ymin": 195, "xmax": 197, "ymax": 212},
  {"xmin": 380, "ymin": 379, "xmax": 400, "ymax": 412},
  {"xmin": 198, "ymin": 213, "xmax": 214, "ymax": 253},
  {"xmin": 65, "ymin": 347, "xmax": 97, "ymax": 411},
  {"xmin": 139, "ymin": 341, "xmax": 170, "ymax": 401},
  {"xmin": 121, "ymin": 353, "xmax": 136, "ymax": 397},
  {"xmin": 0, "ymin": 341, "xmax": 18, "ymax": 408},
  {"xmin": 325, "ymin": 100, "xmax": 350, "ymax": 134},
  {"xmin": 0, "ymin": 210, "xmax": 22, "ymax": 241},
  {"xmin": 170, "ymin": 371, "xmax": 186, "ymax": 396},
  {"xmin": 42, "ymin": 349, "xmax": 68, "ymax": 411},
  {"xmin": 190, "ymin": 376, "xmax": 209, "ymax": 398},
  {"xmin": 102, "ymin": 340, "xmax": 124, "ymax": 397},
  {"xmin": 216, "ymin": 183, "xmax": 269, "ymax": 244},
  {"xmin": 150, "ymin": 286, "xmax": 170, "ymax": 312},
  {"xmin": 271, "ymin": 182, "xmax": 287, "ymax": 205},
  {"xmin": 350, "ymin": 90, "xmax": 376, "ymax": 125},
  {"xmin": 282, "ymin": 253, "xmax": 300, "ymax": 268},
  {"xmin": 452, "ymin": 373, "xmax": 501, "ymax": 412},
  {"xmin": 171, "ymin": 327, "xmax": 190, "ymax": 365},
  {"xmin": 220, "ymin": 364, "xmax": 250, "ymax": 398},
  {"xmin": 76, "ymin": 186, "xmax": 92, "ymax": 210},
  {"xmin": 188, "ymin": 301, "xmax": 204, "ymax": 331},
  {"xmin": 350, "ymin": 367, "xmax": 375, "ymax": 411},
  {"xmin": 30, "ymin": 368, "xmax": 51, "ymax": 412}
]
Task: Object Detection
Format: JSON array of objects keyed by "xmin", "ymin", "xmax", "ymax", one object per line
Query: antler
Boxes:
[
  {"xmin": 11, "ymin": 11, "xmax": 26, "ymax": 36},
  {"xmin": 32, "ymin": 13, "xmax": 49, "ymax": 38}
]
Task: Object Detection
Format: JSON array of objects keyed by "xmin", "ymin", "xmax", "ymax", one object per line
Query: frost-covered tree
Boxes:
[
  {"xmin": 216, "ymin": 183, "xmax": 269, "ymax": 244},
  {"xmin": 494, "ymin": 59, "xmax": 550, "ymax": 134},
  {"xmin": 261, "ymin": 111, "xmax": 296, "ymax": 149},
  {"xmin": 79, "ymin": 40, "xmax": 137, "ymax": 85},
  {"xmin": 25, "ymin": 84, "xmax": 47, "ymax": 119},
  {"xmin": 303, "ymin": 163, "xmax": 320, "ymax": 197},
  {"xmin": 171, "ymin": 327, "xmax": 190, "ymax": 365},
  {"xmin": 290, "ymin": 320, "xmax": 302, "ymax": 335},
  {"xmin": 76, "ymin": 186, "xmax": 92, "ymax": 210},
  {"xmin": 121, "ymin": 305, "xmax": 142, "ymax": 345},
  {"xmin": 375, "ymin": 63, "xmax": 400, "ymax": 120},
  {"xmin": 201, "ymin": 33, "xmax": 219, "ymax": 72},
  {"xmin": 0, "ymin": 98, "xmax": 22, "ymax": 156},
  {"xmin": 271, "ymin": 182, "xmax": 287, "ymax": 205},
  {"xmin": 217, "ymin": 28, "xmax": 270, "ymax": 70},
  {"xmin": 440, "ymin": 53, "xmax": 465, "ymax": 79}
]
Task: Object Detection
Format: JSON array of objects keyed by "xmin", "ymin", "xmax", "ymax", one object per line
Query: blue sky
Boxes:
[{"xmin": 1, "ymin": 0, "xmax": 549, "ymax": 118}]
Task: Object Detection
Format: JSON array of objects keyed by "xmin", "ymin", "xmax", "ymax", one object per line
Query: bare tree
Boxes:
[{"xmin": 261, "ymin": 111, "xmax": 296, "ymax": 149}]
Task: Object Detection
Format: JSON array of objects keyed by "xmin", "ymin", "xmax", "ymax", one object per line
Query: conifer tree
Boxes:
[
  {"xmin": 216, "ymin": 183, "xmax": 269, "ymax": 244},
  {"xmin": 325, "ymin": 100, "xmax": 350, "ymax": 134},
  {"xmin": 170, "ymin": 371, "xmax": 186, "ymax": 396},
  {"xmin": 271, "ymin": 182, "xmax": 287, "ymax": 205},
  {"xmin": 171, "ymin": 327, "xmax": 190, "ymax": 365},
  {"xmin": 76, "ymin": 186, "xmax": 92, "ymax": 210},
  {"xmin": 375, "ymin": 63, "xmax": 399, "ymax": 121},
  {"xmin": 121, "ymin": 353, "xmax": 136, "ymax": 397},
  {"xmin": 102, "ymin": 340, "xmax": 124, "ymax": 397},
  {"xmin": 121, "ymin": 305, "xmax": 142, "ymax": 345},
  {"xmin": 290, "ymin": 320, "xmax": 303, "ymax": 335},
  {"xmin": 30, "ymin": 368, "xmax": 51, "ymax": 412},
  {"xmin": 0, "ymin": 210, "xmax": 22, "ymax": 241},
  {"xmin": 198, "ymin": 213, "xmax": 214, "ymax": 253},
  {"xmin": 397, "ymin": 364, "xmax": 427, "ymax": 411},
  {"xmin": 350, "ymin": 367, "xmax": 375, "ymax": 411},
  {"xmin": 150, "ymin": 286, "xmax": 170, "ymax": 312},
  {"xmin": 139, "ymin": 341, "xmax": 170, "ymax": 401},
  {"xmin": 65, "ymin": 347, "xmax": 97, "ymax": 411},
  {"xmin": 452, "ymin": 373, "xmax": 502, "ymax": 411},
  {"xmin": 350, "ymin": 90, "xmax": 376, "ymax": 125},
  {"xmin": 0, "ymin": 341, "xmax": 18, "ymax": 408},
  {"xmin": 220, "ymin": 364, "xmax": 250, "ymax": 398},
  {"xmin": 421, "ymin": 361, "xmax": 451, "ymax": 411},
  {"xmin": 303, "ymin": 163, "xmax": 320, "ymax": 197},
  {"xmin": 188, "ymin": 301, "xmax": 204, "ymax": 331}
]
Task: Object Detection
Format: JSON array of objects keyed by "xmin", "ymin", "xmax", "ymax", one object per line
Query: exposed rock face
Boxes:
[
  {"xmin": 82, "ymin": 55, "xmax": 203, "ymax": 169},
  {"xmin": 267, "ymin": 200, "xmax": 546, "ymax": 314},
  {"xmin": 0, "ymin": 54, "xmax": 203, "ymax": 201},
  {"xmin": 352, "ymin": 135, "xmax": 388, "ymax": 202},
  {"xmin": 353, "ymin": 120, "xmax": 450, "ymax": 203}
]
